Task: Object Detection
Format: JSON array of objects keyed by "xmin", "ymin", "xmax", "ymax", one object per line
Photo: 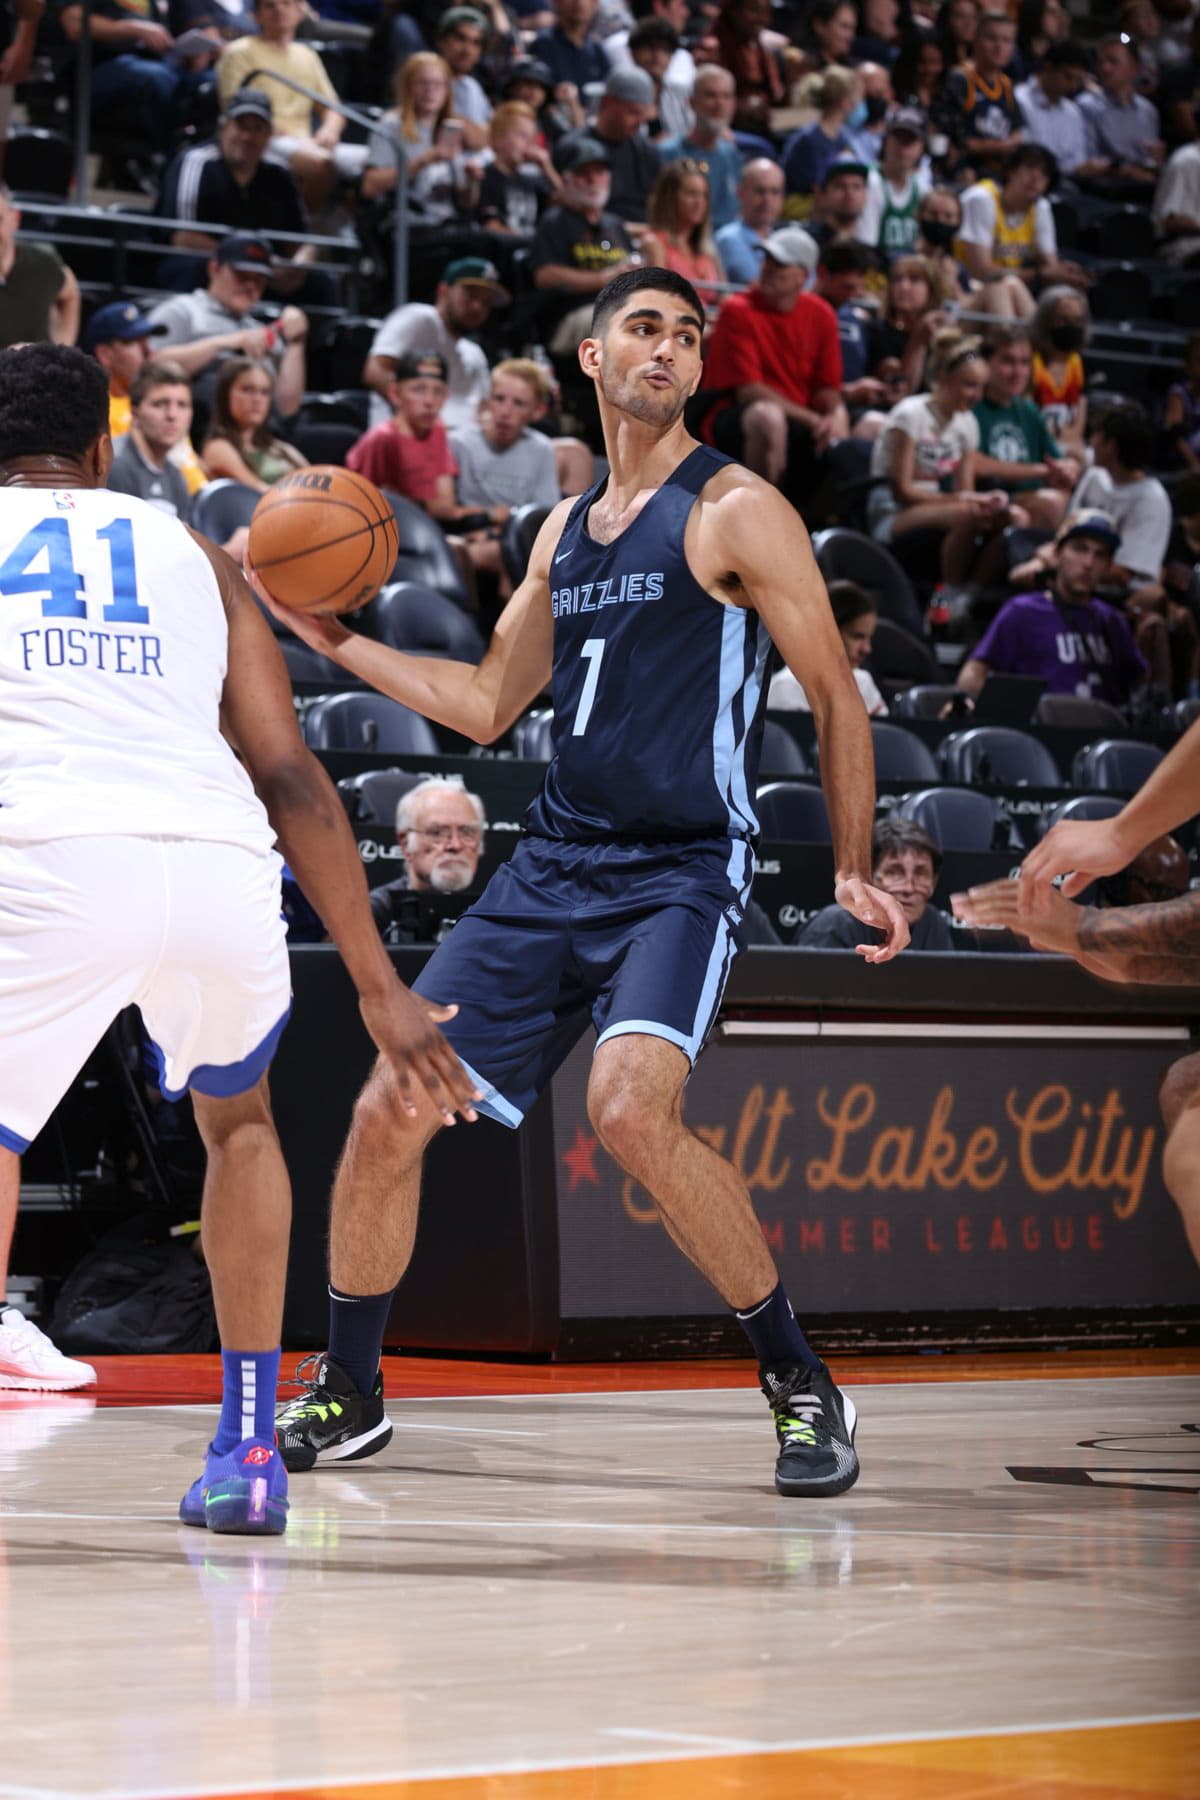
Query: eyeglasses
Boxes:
[{"xmin": 408, "ymin": 823, "xmax": 484, "ymax": 846}]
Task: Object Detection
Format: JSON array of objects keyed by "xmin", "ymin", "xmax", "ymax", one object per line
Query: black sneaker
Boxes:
[
  {"xmin": 760, "ymin": 1362, "xmax": 859, "ymax": 1497},
  {"xmin": 275, "ymin": 1354, "xmax": 392, "ymax": 1474}
]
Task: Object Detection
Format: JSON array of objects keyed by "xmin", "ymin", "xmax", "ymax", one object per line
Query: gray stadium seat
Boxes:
[
  {"xmin": 190, "ymin": 478, "xmax": 259, "ymax": 546},
  {"xmin": 510, "ymin": 707, "xmax": 554, "ymax": 760},
  {"xmin": 278, "ymin": 639, "xmax": 359, "ymax": 687},
  {"xmin": 755, "ymin": 781, "xmax": 831, "ymax": 842},
  {"xmin": 895, "ymin": 787, "xmax": 1015, "ymax": 851},
  {"xmin": 939, "ymin": 726, "xmax": 1061, "ymax": 787},
  {"xmin": 380, "ymin": 488, "xmax": 472, "ymax": 608},
  {"xmin": 1038, "ymin": 794, "xmax": 1125, "ymax": 835},
  {"xmin": 870, "ymin": 721, "xmax": 939, "ymax": 783},
  {"xmin": 1070, "ymin": 738, "xmax": 1165, "ymax": 792},
  {"xmin": 364, "ymin": 582, "xmax": 486, "ymax": 663},
  {"xmin": 891, "ymin": 684, "xmax": 964, "ymax": 721},
  {"xmin": 1033, "ymin": 694, "xmax": 1128, "ymax": 732},
  {"xmin": 303, "ymin": 691, "xmax": 440, "ymax": 754},
  {"xmin": 760, "ymin": 720, "xmax": 809, "ymax": 774},
  {"xmin": 336, "ymin": 768, "xmax": 423, "ymax": 825},
  {"xmin": 811, "ymin": 528, "xmax": 925, "ymax": 638}
]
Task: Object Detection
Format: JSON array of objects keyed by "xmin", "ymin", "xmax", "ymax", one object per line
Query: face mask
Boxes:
[
  {"xmin": 846, "ymin": 100, "xmax": 869, "ymax": 130},
  {"xmin": 920, "ymin": 218, "xmax": 956, "ymax": 248},
  {"xmin": 1049, "ymin": 323, "xmax": 1084, "ymax": 352},
  {"xmin": 865, "ymin": 93, "xmax": 889, "ymax": 123}
]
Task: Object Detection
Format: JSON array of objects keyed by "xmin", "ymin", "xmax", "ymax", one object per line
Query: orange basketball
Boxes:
[{"xmin": 247, "ymin": 466, "xmax": 400, "ymax": 614}]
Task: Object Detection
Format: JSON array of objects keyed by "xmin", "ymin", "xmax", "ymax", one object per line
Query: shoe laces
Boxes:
[
  {"xmin": 276, "ymin": 1352, "xmax": 334, "ymax": 1420},
  {"xmin": 766, "ymin": 1372, "xmax": 826, "ymax": 1446}
]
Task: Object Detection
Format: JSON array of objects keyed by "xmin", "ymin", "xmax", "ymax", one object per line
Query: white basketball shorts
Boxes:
[{"xmin": 0, "ymin": 835, "xmax": 291, "ymax": 1154}]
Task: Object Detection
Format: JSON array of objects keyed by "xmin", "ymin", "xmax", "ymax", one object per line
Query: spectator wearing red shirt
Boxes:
[{"xmin": 703, "ymin": 225, "xmax": 847, "ymax": 498}]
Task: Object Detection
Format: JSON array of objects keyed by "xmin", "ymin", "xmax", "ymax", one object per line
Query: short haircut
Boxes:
[
  {"xmin": 1043, "ymin": 37, "xmax": 1089, "ymax": 70},
  {"xmin": 692, "ymin": 61, "xmax": 736, "ymax": 92},
  {"xmin": 820, "ymin": 240, "xmax": 874, "ymax": 275},
  {"xmin": 130, "ymin": 357, "xmax": 191, "ymax": 407},
  {"xmin": 591, "ymin": 264, "xmax": 705, "ymax": 336},
  {"xmin": 0, "ymin": 342, "xmax": 110, "ymax": 463},
  {"xmin": 629, "ymin": 17, "xmax": 679, "ymax": 52},
  {"xmin": 492, "ymin": 356, "xmax": 551, "ymax": 406},
  {"xmin": 489, "ymin": 100, "xmax": 537, "ymax": 140},
  {"xmin": 1098, "ymin": 31, "xmax": 1138, "ymax": 57},
  {"xmin": 1004, "ymin": 141, "xmax": 1057, "ymax": 186},
  {"xmin": 982, "ymin": 322, "xmax": 1030, "ymax": 353},
  {"xmin": 978, "ymin": 10, "xmax": 1015, "ymax": 28},
  {"xmin": 872, "ymin": 814, "xmax": 943, "ymax": 874},
  {"xmin": 392, "ymin": 350, "xmax": 449, "ymax": 383},
  {"xmin": 827, "ymin": 578, "xmax": 874, "ymax": 629},
  {"xmin": 396, "ymin": 774, "xmax": 487, "ymax": 834},
  {"xmin": 1094, "ymin": 401, "xmax": 1153, "ymax": 470}
]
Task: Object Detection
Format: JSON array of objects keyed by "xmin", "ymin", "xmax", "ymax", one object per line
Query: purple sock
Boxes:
[
  {"xmin": 735, "ymin": 1283, "xmax": 822, "ymax": 1372},
  {"xmin": 212, "ymin": 1348, "xmax": 281, "ymax": 1454}
]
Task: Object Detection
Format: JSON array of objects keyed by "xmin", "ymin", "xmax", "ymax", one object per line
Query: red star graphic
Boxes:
[{"xmin": 561, "ymin": 1123, "xmax": 600, "ymax": 1194}]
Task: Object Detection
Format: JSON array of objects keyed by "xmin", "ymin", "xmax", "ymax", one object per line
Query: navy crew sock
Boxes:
[
  {"xmin": 735, "ymin": 1282, "xmax": 822, "ymax": 1373},
  {"xmin": 327, "ymin": 1285, "xmax": 396, "ymax": 1398}
]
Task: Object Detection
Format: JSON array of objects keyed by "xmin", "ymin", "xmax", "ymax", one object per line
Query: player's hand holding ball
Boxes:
[{"xmin": 246, "ymin": 466, "xmax": 399, "ymax": 653}]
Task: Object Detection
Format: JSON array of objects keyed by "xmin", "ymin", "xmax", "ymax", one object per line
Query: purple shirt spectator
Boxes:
[{"xmin": 971, "ymin": 589, "xmax": 1146, "ymax": 706}]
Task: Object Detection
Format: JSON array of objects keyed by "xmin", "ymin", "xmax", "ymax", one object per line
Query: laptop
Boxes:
[{"xmin": 972, "ymin": 674, "xmax": 1046, "ymax": 726}]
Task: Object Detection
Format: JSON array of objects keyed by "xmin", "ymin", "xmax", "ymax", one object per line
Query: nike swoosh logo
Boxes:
[{"xmin": 554, "ymin": 545, "xmax": 574, "ymax": 565}]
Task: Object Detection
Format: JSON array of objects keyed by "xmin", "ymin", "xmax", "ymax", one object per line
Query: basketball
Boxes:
[{"xmin": 247, "ymin": 466, "xmax": 400, "ymax": 615}]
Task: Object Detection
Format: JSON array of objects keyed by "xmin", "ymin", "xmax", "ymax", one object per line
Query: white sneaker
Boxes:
[{"xmin": 0, "ymin": 1308, "xmax": 96, "ymax": 1391}]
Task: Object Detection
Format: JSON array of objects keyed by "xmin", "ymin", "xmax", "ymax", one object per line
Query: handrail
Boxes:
[{"xmin": 247, "ymin": 66, "xmax": 407, "ymax": 308}]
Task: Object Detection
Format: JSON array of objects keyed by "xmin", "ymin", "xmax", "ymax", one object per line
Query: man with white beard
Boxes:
[{"xmin": 370, "ymin": 776, "xmax": 488, "ymax": 942}]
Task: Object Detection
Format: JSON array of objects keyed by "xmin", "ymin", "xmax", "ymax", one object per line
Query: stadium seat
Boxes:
[
  {"xmin": 364, "ymin": 582, "xmax": 486, "ymax": 663},
  {"xmin": 755, "ymin": 781, "xmax": 831, "ymax": 842},
  {"xmin": 293, "ymin": 391, "xmax": 370, "ymax": 430},
  {"xmin": 1093, "ymin": 206, "xmax": 1157, "ymax": 262},
  {"xmin": 302, "ymin": 691, "xmax": 440, "ymax": 754},
  {"xmin": 894, "ymin": 787, "xmax": 1016, "ymax": 852},
  {"xmin": 1033, "ymin": 694, "xmax": 1128, "ymax": 732},
  {"xmin": 336, "ymin": 767, "xmax": 423, "ymax": 825},
  {"xmin": 1089, "ymin": 264, "xmax": 1154, "ymax": 324},
  {"xmin": 891, "ymin": 684, "xmax": 965, "ymax": 720},
  {"xmin": 1071, "ymin": 738, "xmax": 1165, "ymax": 791},
  {"xmin": 278, "ymin": 639, "xmax": 358, "ymax": 686},
  {"xmin": 1038, "ymin": 794, "xmax": 1125, "ymax": 835},
  {"xmin": 501, "ymin": 503, "xmax": 555, "ymax": 587},
  {"xmin": 4, "ymin": 127, "xmax": 73, "ymax": 199},
  {"xmin": 870, "ymin": 720, "xmax": 940, "ymax": 783},
  {"xmin": 1003, "ymin": 524, "xmax": 1053, "ymax": 574},
  {"xmin": 510, "ymin": 707, "xmax": 554, "ymax": 760},
  {"xmin": 190, "ymin": 479, "xmax": 260, "ymax": 545},
  {"xmin": 380, "ymin": 488, "xmax": 472, "ymax": 608},
  {"xmin": 1171, "ymin": 697, "xmax": 1200, "ymax": 734},
  {"xmin": 287, "ymin": 418, "xmax": 361, "ymax": 466},
  {"xmin": 867, "ymin": 617, "xmax": 939, "ymax": 696},
  {"xmin": 760, "ymin": 719, "xmax": 810, "ymax": 774},
  {"xmin": 811, "ymin": 528, "xmax": 925, "ymax": 638},
  {"xmin": 939, "ymin": 726, "xmax": 1061, "ymax": 787}
]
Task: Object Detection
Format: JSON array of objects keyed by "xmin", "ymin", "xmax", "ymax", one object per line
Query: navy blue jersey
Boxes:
[{"xmin": 525, "ymin": 444, "xmax": 775, "ymax": 849}]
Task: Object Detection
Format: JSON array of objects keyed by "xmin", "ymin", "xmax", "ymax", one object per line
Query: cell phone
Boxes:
[{"xmin": 437, "ymin": 120, "xmax": 464, "ymax": 153}]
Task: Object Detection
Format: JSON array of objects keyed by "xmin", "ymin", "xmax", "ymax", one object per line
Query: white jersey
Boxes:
[{"xmin": 0, "ymin": 485, "xmax": 273, "ymax": 852}]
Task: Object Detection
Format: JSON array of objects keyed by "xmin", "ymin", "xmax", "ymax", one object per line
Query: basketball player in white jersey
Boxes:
[{"xmin": 0, "ymin": 342, "xmax": 480, "ymax": 1534}]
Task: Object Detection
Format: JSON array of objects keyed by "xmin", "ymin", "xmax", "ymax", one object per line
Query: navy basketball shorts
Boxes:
[{"xmin": 412, "ymin": 834, "xmax": 752, "ymax": 1127}]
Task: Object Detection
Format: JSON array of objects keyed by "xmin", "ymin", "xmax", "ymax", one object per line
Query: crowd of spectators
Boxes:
[{"xmin": 2, "ymin": 0, "xmax": 1200, "ymax": 848}]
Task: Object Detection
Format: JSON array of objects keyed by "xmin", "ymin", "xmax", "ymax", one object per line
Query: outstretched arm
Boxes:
[
  {"xmin": 1020, "ymin": 719, "xmax": 1200, "ymax": 908},
  {"xmin": 697, "ymin": 471, "xmax": 909, "ymax": 962},
  {"xmin": 248, "ymin": 501, "xmax": 567, "ymax": 744},
  {"xmin": 952, "ymin": 876, "xmax": 1200, "ymax": 987},
  {"xmin": 194, "ymin": 534, "xmax": 481, "ymax": 1123}
]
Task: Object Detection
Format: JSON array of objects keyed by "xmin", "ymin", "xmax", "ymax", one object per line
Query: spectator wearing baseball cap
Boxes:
[
  {"xmin": 146, "ymin": 233, "xmax": 309, "ymax": 420},
  {"xmin": 557, "ymin": 65, "xmax": 661, "ymax": 223},
  {"xmin": 702, "ymin": 223, "xmax": 846, "ymax": 501},
  {"xmin": 958, "ymin": 508, "xmax": 1148, "ymax": 710},
  {"xmin": 156, "ymin": 90, "xmax": 335, "ymax": 310},
  {"xmin": 363, "ymin": 258, "xmax": 508, "ymax": 433},
  {"xmin": 529, "ymin": 136, "xmax": 635, "ymax": 350},
  {"xmin": 805, "ymin": 155, "xmax": 873, "ymax": 258},
  {"xmin": 859, "ymin": 109, "xmax": 931, "ymax": 256},
  {"xmin": 85, "ymin": 301, "xmax": 168, "ymax": 440}
]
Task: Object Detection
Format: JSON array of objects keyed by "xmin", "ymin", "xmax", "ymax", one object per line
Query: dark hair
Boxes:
[
  {"xmin": 872, "ymin": 814, "xmax": 943, "ymax": 872},
  {"xmin": 892, "ymin": 23, "xmax": 945, "ymax": 102},
  {"xmin": 1097, "ymin": 30, "xmax": 1138, "ymax": 59},
  {"xmin": 205, "ymin": 354, "xmax": 278, "ymax": 452},
  {"xmin": 827, "ymin": 578, "xmax": 875, "ymax": 628},
  {"xmin": 0, "ymin": 342, "xmax": 111, "ymax": 463},
  {"xmin": 392, "ymin": 349, "xmax": 449, "ymax": 382},
  {"xmin": 629, "ymin": 17, "xmax": 679, "ymax": 52},
  {"xmin": 590, "ymin": 265, "xmax": 706, "ymax": 336},
  {"xmin": 129, "ymin": 356, "xmax": 191, "ymax": 408},
  {"xmin": 1042, "ymin": 36, "xmax": 1089, "ymax": 70},
  {"xmin": 820, "ymin": 240, "xmax": 874, "ymax": 275},
  {"xmin": 1003, "ymin": 141, "xmax": 1058, "ymax": 186},
  {"xmin": 982, "ymin": 321, "xmax": 1030, "ymax": 353},
  {"xmin": 1095, "ymin": 400, "xmax": 1153, "ymax": 470}
]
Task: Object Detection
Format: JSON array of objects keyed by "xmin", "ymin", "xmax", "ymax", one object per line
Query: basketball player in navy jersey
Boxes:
[
  {"xmin": 0, "ymin": 343, "xmax": 480, "ymax": 1535},
  {"xmin": 263, "ymin": 268, "xmax": 909, "ymax": 1497}
]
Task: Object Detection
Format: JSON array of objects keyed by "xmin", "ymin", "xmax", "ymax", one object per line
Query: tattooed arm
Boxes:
[
  {"xmin": 1077, "ymin": 890, "xmax": 1200, "ymax": 986},
  {"xmin": 952, "ymin": 879, "xmax": 1200, "ymax": 986}
]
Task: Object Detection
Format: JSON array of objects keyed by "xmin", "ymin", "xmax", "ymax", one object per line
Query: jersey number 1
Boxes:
[
  {"xmin": 572, "ymin": 638, "xmax": 605, "ymax": 737},
  {"xmin": 0, "ymin": 517, "xmax": 149, "ymax": 624}
]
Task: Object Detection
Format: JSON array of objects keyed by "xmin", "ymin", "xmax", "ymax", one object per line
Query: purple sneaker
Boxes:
[{"xmin": 179, "ymin": 1437, "xmax": 289, "ymax": 1535}]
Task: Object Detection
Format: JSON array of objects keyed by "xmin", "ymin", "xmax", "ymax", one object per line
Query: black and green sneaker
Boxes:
[
  {"xmin": 275, "ymin": 1354, "xmax": 392, "ymax": 1474},
  {"xmin": 760, "ymin": 1363, "xmax": 859, "ymax": 1497}
]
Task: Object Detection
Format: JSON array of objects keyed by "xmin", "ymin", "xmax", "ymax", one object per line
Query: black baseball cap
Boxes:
[
  {"xmin": 554, "ymin": 134, "xmax": 612, "ymax": 175},
  {"xmin": 214, "ymin": 233, "xmax": 275, "ymax": 274},
  {"xmin": 225, "ymin": 87, "xmax": 273, "ymax": 124}
]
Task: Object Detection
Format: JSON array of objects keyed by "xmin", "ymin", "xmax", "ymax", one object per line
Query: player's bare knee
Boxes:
[
  {"xmin": 1159, "ymin": 1053, "xmax": 1200, "ymax": 1134},
  {"xmin": 587, "ymin": 1081, "xmax": 659, "ymax": 1176},
  {"xmin": 191, "ymin": 1076, "xmax": 276, "ymax": 1157},
  {"xmin": 350, "ymin": 1056, "xmax": 441, "ymax": 1160}
]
